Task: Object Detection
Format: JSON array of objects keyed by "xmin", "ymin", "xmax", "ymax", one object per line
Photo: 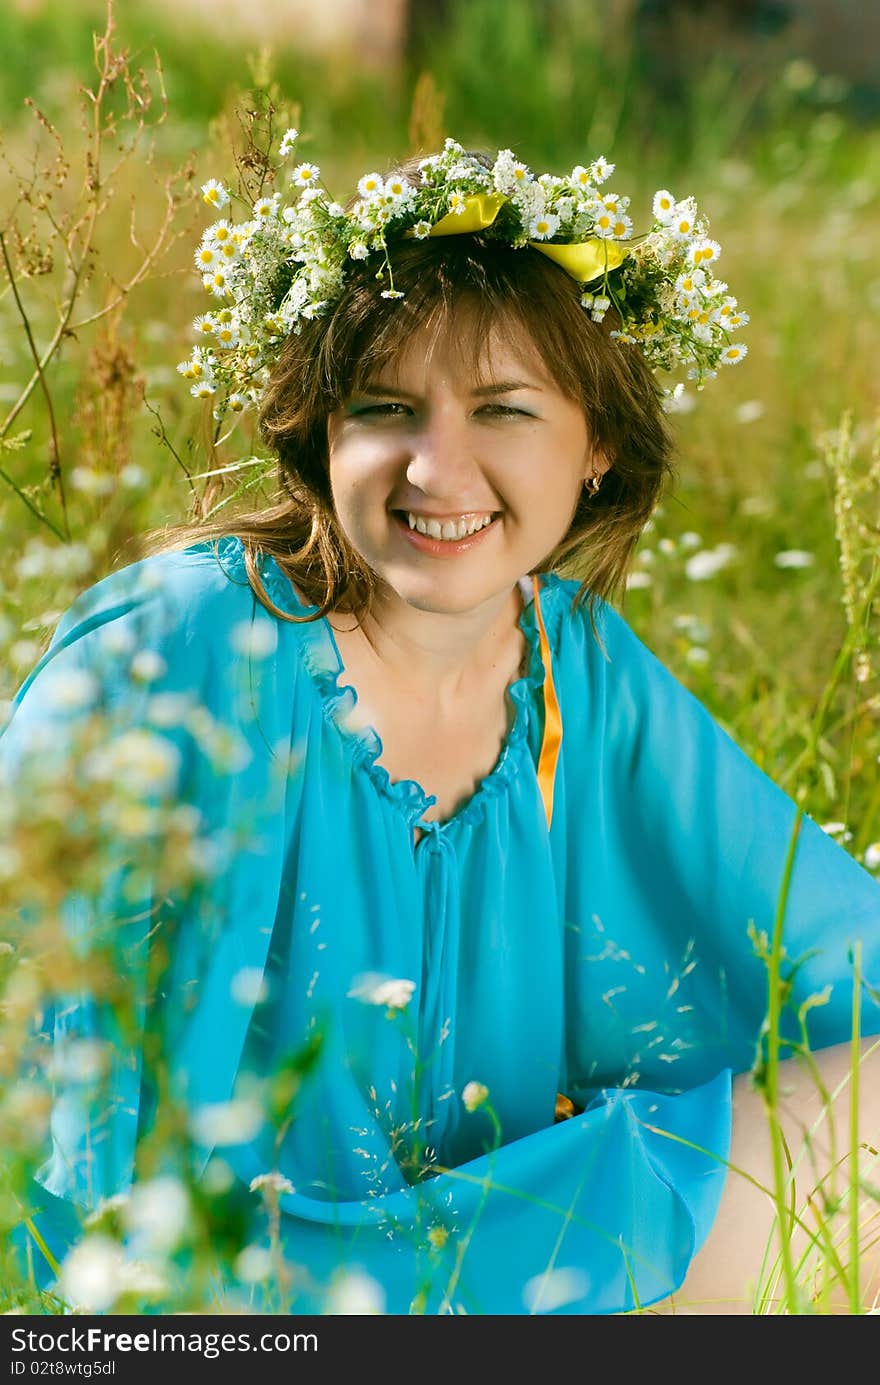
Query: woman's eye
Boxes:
[
  {"xmin": 479, "ymin": 404, "xmax": 528, "ymax": 418},
  {"xmin": 348, "ymin": 402, "xmax": 410, "ymax": 418}
]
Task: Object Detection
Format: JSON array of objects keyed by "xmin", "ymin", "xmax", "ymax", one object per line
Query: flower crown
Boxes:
[{"xmin": 179, "ymin": 134, "xmax": 749, "ymax": 421}]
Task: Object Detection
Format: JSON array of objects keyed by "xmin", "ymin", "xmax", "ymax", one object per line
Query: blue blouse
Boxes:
[{"xmin": 3, "ymin": 535, "xmax": 879, "ymax": 1315}]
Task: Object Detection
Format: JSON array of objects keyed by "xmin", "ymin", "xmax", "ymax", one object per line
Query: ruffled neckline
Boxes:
[{"xmin": 204, "ymin": 534, "xmax": 559, "ymax": 834}]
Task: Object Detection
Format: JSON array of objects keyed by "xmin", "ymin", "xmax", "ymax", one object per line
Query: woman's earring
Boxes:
[{"xmin": 584, "ymin": 473, "xmax": 602, "ymax": 497}]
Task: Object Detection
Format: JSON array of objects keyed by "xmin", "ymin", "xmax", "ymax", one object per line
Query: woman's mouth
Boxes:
[{"xmin": 391, "ymin": 510, "xmax": 502, "ymax": 557}]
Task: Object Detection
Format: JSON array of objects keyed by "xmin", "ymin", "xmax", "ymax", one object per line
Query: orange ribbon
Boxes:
[{"xmin": 532, "ymin": 574, "xmax": 562, "ymax": 832}]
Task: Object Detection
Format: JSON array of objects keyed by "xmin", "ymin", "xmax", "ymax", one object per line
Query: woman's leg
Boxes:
[{"xmin": 652, "ymin": 1037, "xmax": 880, "ymax": 1314}]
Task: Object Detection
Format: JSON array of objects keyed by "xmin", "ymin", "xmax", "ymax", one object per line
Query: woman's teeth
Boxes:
[{"xmin": 405, "ymin": 512, "xmax": 496, "ymax": 541}]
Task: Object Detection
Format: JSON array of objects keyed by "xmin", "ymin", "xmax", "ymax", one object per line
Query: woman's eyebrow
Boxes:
[{"xmin": 355, "ymin": 379, "xmax": 544, "ymax": 398}]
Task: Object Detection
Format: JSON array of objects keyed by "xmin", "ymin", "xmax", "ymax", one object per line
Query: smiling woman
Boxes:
[{"xmin": 4, "ymin": 140, "xmax": 880, "ymax": 1317}]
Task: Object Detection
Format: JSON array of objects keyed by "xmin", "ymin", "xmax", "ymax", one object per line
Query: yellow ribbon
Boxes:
[
  {"xmin": 532, "ymin": 573, "xmax": 563, "ymax": 833},
  {"xmin": 414, "ymin": 192, "xmax": 628, "ymax": 286}
]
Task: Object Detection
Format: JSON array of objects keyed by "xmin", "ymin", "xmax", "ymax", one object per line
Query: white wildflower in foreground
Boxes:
[
  {"xmin": 522, "ymin": 1267, "xmax": 589, "ymax": 1313},
  {"xmin": 235, "ymin": 1245, "xmax": 273, "ymax": 1283},
  {"xmin": 44, "ymin": 669, "xmax": 100, "ymax": 712},
  {"xmin": 122, "ymin": 1176, "xmax": 192, "ymax": 1254},
  {"xmin": 229, "ymin": 619, "xmax": 279, "ymax": 658},
  {"xmin": 325, "ymin": 1269, "xmax": 385, "ymax": 1315},
  {"xmin": 83, "ymin": 729, "xmax": 181, "ymax": 796},
  {"xmin": 347, "ymin": 974, "xmax": 416, "ymax": 1011},
  {"xmin": 864, "ymin": 843, "xmax": 880, "ymax": 870},
  {"xmin": 58, "ymin": 1237, "xmax": 126, "ymax": 1313},
  {"xmin": 462, "ymin": 1081, "xmax": 489, "ymax": 1112},
  {"xmin": 250, "ymin": 1171, "xmax": 295, "ymax": 1196},
  {"xmin": 190, "ymin": 1097, "xmax": 264, "ymax": 1148},
  {"xmin": 130, "ymin": 649, "xmax": 168, "ymax": 682},
  {"xmin": 231, "ymin": 967, "xmax": 269, "ymax": 1006}
]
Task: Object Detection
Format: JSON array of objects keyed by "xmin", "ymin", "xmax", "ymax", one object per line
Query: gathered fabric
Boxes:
[{"xmin": 3, "ymin": 535, "xmax": 879, "ymax": 1314}]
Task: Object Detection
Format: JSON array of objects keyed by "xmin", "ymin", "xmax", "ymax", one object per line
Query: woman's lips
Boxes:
[{"xmin": 392, "ymin": 511, "xmax": 500, "ymax": 557}]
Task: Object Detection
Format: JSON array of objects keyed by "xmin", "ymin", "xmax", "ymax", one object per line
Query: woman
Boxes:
[{"xmin": 4, "ymin": 139, "xmax": 879, "ymax": 1315}]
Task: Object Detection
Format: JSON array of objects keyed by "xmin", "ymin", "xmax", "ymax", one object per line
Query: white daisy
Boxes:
[
  {"xmin": 570, "ymin": 164, "xmax": 593, "ymax": 189},
  {"xmin": 719, "ymin": 343, "xmax": 748, "ymax": 365},
  {"xmin": 190, "ymin": 380, "xmax": 217, "ymax": 398},
  {"xmin": 528, "ymin": 212, "xmax": 560, "ymax": 240},
  {"xmin": 194, "ymin": 242, "xmax": 218, "ymax": 270},
  {"xmin": 383, "ymin": 175, "xmax": 411, "ymax": 201},
  {"xmin": 278, "ymin": 127, "xmax": 299, "ymax": 158},
  {"xmin": 349, "ymin": 242, "xmax": 370, "ymax": 260},
  {"xmin": 652, "ymin": 189, "xmax": 676, "ymax": 222},
  {"xmin": 357, "ymin": 171, "xmax": 384, "ymax": 198},
  {"xmin": 590, "ymin": 156, "xmax": 615, "ymax": 183},
  {"xmin": 689, "ymin": 238, "xmax": 722, "ymax": 267},
  {"xmin": 201, "ymin": 179, "xmax": 230, "ymax": 210},
  {"xmin": 411, "ymin": 220, "xmax": 432, "ymax": 240},
  {"xmin": 291, "ymin": 162, "xmax": 320, "ymax": 189}
]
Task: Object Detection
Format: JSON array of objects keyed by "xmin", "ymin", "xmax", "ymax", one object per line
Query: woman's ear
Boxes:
[{"xmin": 585, "ymin": 447, "xmax": 612, "ymax": 482}]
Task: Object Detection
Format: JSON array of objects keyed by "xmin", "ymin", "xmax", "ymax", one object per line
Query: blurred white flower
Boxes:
[
  {"xmin": 347, "ymin": 974, "xmax": 416, "ymax": 1011},
  {"xmin": 462, "ymin": 1081, "xmax": 489, "ymax": 1113},
  {"xmin": 48, "ymin": 1038, "xmax": 112, "ymax": 1084},
  {"xmin": 146, "ymin": 693, "xmax": 194, "ymax": 727},
  {"xmin": 44, "ymin": 669, "xmax": 100, "ymax": 712},
  {"xmin": 625, "ymin": 571, "xmax": 652, "ymax": 590},
  {"xmin": 9, "ymin": 640, "xmax": 41, "ymax": 670},
  {"xmin": 130, "ymin": 649, "xmax": 168, "ymax": 682},
  {"xmin": 774, "ymin": 550, "xmax": 814, "ymax": 569},
  {"xmin": 120, "ymin": 465, "xmax": 149, "ymax": 490},
  {"xmin": 685, "ymin": 544, "xmax": 737, "ymax": 581},
  {"xmin": 820, "ymin": 821, "xmax": 852, "ymax": 841},
  {"xmin": 325, "ymin": 1269, "xmax": 385, "ymax": 1315},
  {"xmin": 230, "ymin": 620, "xmax": 278, "ymax": 659},
  {"xmin": 235, "ymin": 1244, "xmax": 273, "ymax": 1283},
  {"xmin": 70, "ymin": 467, "xmax": 115, "ymax": 497},
  {"xmin": 864, "ymin": 843, "xmax": 880, "ymax": 871},
  {"xmin": 123, "ymin": 1176, "xmax": 192, "ymax": 1254},
  {"xmin": 58, "ymin": 1237, "xmax": 126, "ymax": 1313},
  {"xmin": 680, "ymin": 531, "xmax": 702, "ymax": 549},
  {"xmin": 190, "ymin": 1097, "xmax": 264, "ymax": 1148},
  {"xmin": 83, "ymin": 729, "xmax": 180, "ymax": 796},
  {"xmin": 231, "ymin": 967, "xmax": 269, "ymax": 1007},
  {"xmin": 685, "ymin": 646, "xmax": 711, "ymax": 667},
  {"xmin": 735, "ymin": 399, "xmax": 765, "ymax": 424},
  {"xmin": 522, "ymin": 1266, "xmax": 590, "ymax": 1313}
]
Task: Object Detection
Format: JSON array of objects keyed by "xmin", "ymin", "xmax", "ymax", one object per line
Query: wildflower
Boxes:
[
  {"xmin": 194, "ymin": 243, "xmax": 218, "ymax": 269},
  {"xmin": 207, "ymin": 219, "xmax": 233, "ymax": 243},
  {"xmin": 190, "ymin": 381, "xmax": 217, "ymax": 399},
  {"xmin": 411, "ymin": 220, "xmax": 432, "ymax": 240},
  {"xmin": 291, "ymin": 162, "xmax": 321, "ymax": 189},
  {"xmin": 70, "ymin": 466, "xmax": 115, "ymax": 497},
  {"xmin": 719, "ymin": 343, "xmax": 748, "ymax": 365},
  {"xmin": 326, "ymin": 1270, "xmax": 385, "ymax": 1315},
  {"xmin": 589, "ymin": 294, "xmax": 611, "ymax": 322},
  {"xmin": 252, "ymin": 195, "xmax": 279, "ymax": 220},
  {"xmin": 685, "ymin": 646, "xmax": 710, "ymax": 667},
  {"xmin": 235, "ymin": 1245, "xmax": 273, "ymax": 1283},
  {"xmin": 380, "ymin": 289, "xmax": 405, "ymax": 299},
  {"xmin": 203, "ymin": 267, "xmax": 232, "ymax": 297},
  {"xmin": 653, "ymin": 189, "xmax": 676, "ymax": 222},
  {"xmin": 357, "ymin": 172, "xmax": 384, "ymax": 199},
  {"xmin": 820, "ymin": 821, "xmax": 851, "ymax": 840},
  {"xmin": 774, "ymin": 550, "xmax": 814, "ymax": 569},
  {"xmin": 130, "ymin": 649, "xmax": 168, "ymax": 682},
  {"xmin": 190, "ymin": 1097, "xmax": 264, "ymax": 1148},
  {"xmin": 864, "ymin": 843, "xmax": 880, "ymax": 870},
  {"xmin": 735, "ymin": 399, "xmax": 764, "ymax": 424},
  {"xmin": 684, "ymin": 544, "xmax": 737, "ymax": 581},
  {"xmin": 528, "ymin": 212, "xmax": 560, "ymax": 241},
  {"xmin": 49, "ymin": 1038, "xmax": 112, "ymax": 1084},
  {"xmin": 83, "ymin": 728, "xmax": 181, "ymax": 796},
  {"xmin": 44, "ymin": 669, "xmax": 99, "ymax": 712},
  {"xmin": 680, "ymin": 531, "xmax": 702, "ymax": 548},
  {"xmin": 626, "ymin": 571, "xmax": 652, "ymax": 590},
  {"xmin": 227, "ymin": 393, "xmax": 249, "ymax": 413},
  {"xmin": 427, "ymin": 1226, "xmax": 449, "ymax": 1249},
  {"xmin": 461, "ymin": 1080, "xmax": 489, "ymax": 1112},
  {"xmin": 231, "ymin": 967, "xmax": 269, "ymax": 1006},
  {"xmin": 58, "ymin": 1237, "xmax": 126, "ymax": 1313},
  {"xmin": 670, "ymin": 203, "xmax": 697, "ymax": 240},
  {"xmin": 201, "ymin": 179, "xmax": 230, "ymax": 210},
  {"xmin": 384, "ymin": 175, "xmax": 411, "ymax": 201},
  {"xmin": 591, "ymin": 156, "xmax": 614, "ymax": 183},
  {"xmin": 347, "ymin": 974, "xmax": 416, "ymax": 1011},
  {"xmin": 123, "ymin": 1176, "xmax": 191, "ymax": 1254},
  {"xmin": 250, "ymin": 1171, "xmax": 295, "ymax": 1196},
  {"xmin": 689, "ymin": 238, "xmax": 722, "ymax": 267},
  {"xmin": 278, "ymin": 127, "xmax": 299, "ymax": 157}
]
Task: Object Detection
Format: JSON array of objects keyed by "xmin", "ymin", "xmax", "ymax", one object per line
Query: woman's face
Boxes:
[{"xmin": 327, "ymin": 311, "xmax": 608, "ymax": 616}]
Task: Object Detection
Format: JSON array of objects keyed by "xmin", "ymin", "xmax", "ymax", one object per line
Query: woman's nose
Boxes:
[{"xmin": 403, "ymin": 409, "xmax": 482, "ymax": 496}]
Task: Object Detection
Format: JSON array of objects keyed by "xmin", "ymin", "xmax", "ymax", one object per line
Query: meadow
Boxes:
[{"xmin": 1, "ymin": 0, "xmax": 878, "ymax": 1315}]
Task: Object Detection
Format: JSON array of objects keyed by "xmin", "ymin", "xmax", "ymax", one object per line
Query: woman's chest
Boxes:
[{"xmin": 330, "ymin": 623, "xmax": 527, "ymax": 842}]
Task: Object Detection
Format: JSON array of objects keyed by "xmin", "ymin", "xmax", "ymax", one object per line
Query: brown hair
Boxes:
[{"xmin": 140, "ymin": 151, "xmax": 676, "ymax": 639}]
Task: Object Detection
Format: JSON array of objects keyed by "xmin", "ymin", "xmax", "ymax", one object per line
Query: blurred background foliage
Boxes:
[{"xmin": 1, "ymin": 0, "xmax": 878, "ymax": 845}]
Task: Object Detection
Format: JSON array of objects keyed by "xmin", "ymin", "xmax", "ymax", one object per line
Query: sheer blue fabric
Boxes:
[{"xmin": 3, "ymin": 535, "xmax": 879, "ymax": 1314}]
